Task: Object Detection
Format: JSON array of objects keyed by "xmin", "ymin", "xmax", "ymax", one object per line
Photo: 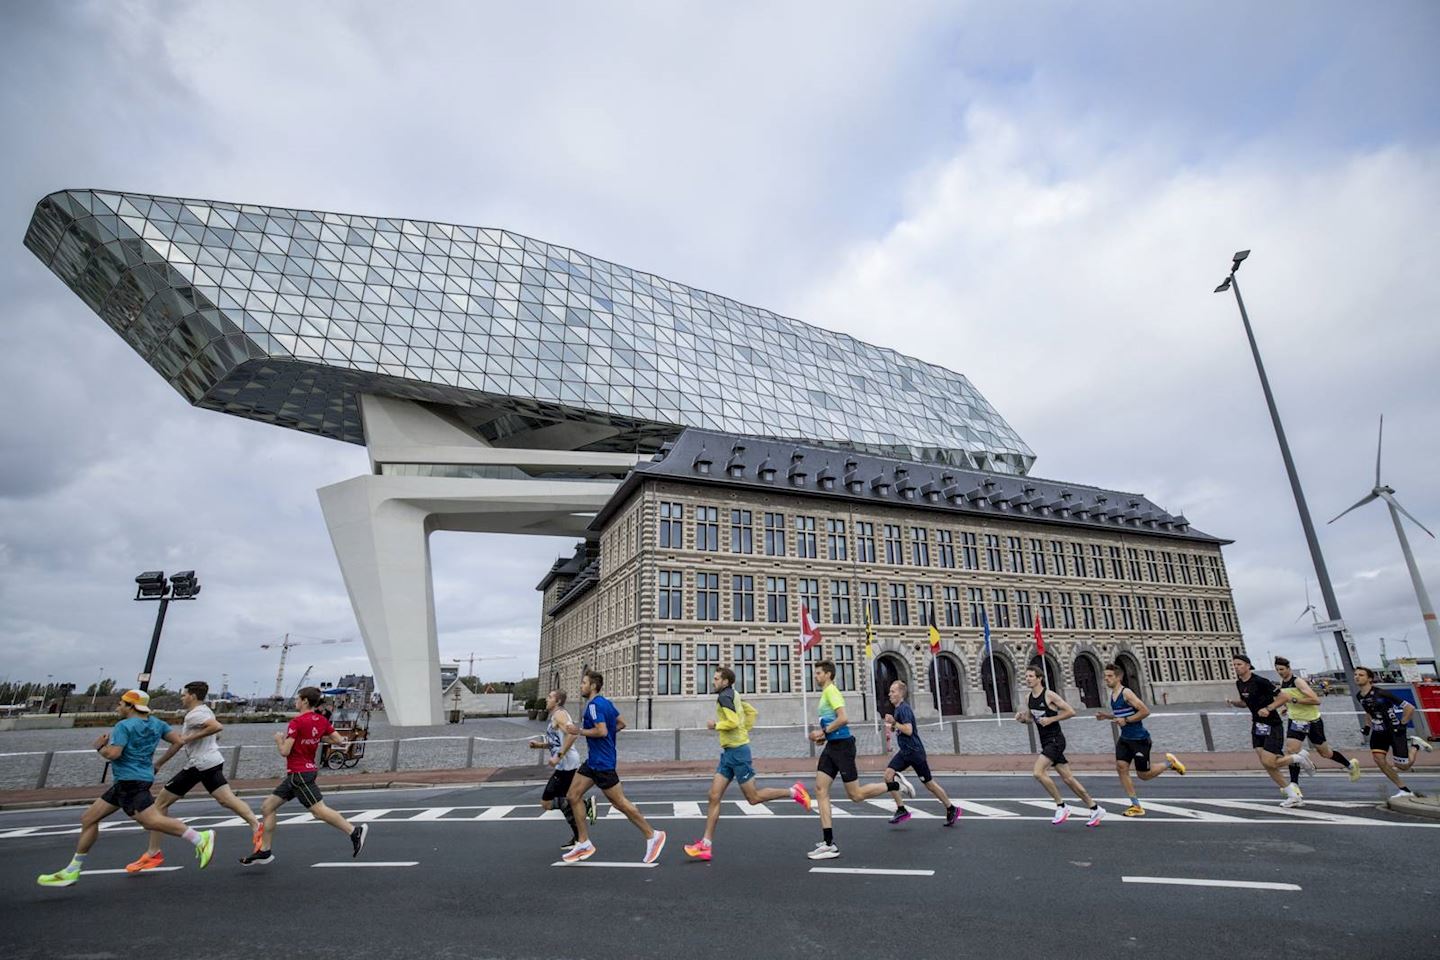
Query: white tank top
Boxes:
[{"xmin": 546, "ymin": 712, "xmax": 581, "ymax": 771}]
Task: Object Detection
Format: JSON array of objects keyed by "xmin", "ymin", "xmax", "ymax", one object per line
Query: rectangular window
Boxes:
[
  {"xmin": 730, "ymin": 509, "xmax": 753, "ymax": 554},
  {"xmin": 767, "ymin": 643, "xmax": 792, "ymax": 693},
  {"xmin": 696, "ymin": 572, "xmax": 719, "ymax": 621},
  {"xmin": 658, "ymin": 569, "xmax": 683, "ymax": 619},
  {"xmin": 1155, "ymin": 596, "xmax": 1171, "ymax": 631},
  {"xmin": 993, "ymin": 588, "xmax": 1011, "ymax": 628},
  {"xmin": 1179, "ymin": 555, "xmax": 1194, "ymax": 586},
  {"xmin": 856, "ymin": 522, "xmax": 877, "ymax": 563},
  {"xmin": 734, "ymin": 643, "xmax": 757, "ymax": 694},
  {"xmin": 1038, "ymin": 591, "xmax": 1056, "ymax": 630},
  {"xmin": 889, "ymin": 582, "xmax": 910, "ymax": 626},
  {"xmin": 766, "ymin": 577, "xmax": 789, "ymax": 623},
  {"xmin": 937, "ymin": 530, "xmax": 956, "ymax": 569},
  {"xmin": 967, "ymin": 587, "xmax": 985, "ymax": 626},
  {"xmin": 1221, "ymin": 600, "xmax": 1236, "ymax": 632},
  {"xmin": 833, "ymin": 644, "xmax": 857, "ymax": 692},
  {"xmin": 1016, "ymin": 589, "xmax": 1033, "ymax": 630},
  {"xmin": 1183, "ymin": 646, "xmax": 1198, "ymax": 681},
  {"xmin": 986, "ymin": 534, "xmax": 1003, "ymax": 571},
  {"xmin": 911, "ymin": 527, "xmax": 930, "ymax": 567},
  {"xmin": 1209, "ymin": 556, "xmax": 1225, "ymax": 587},
  {"xmin": 830, "ymin": 580, "xmax": 852, "ymax": 625},
  {"xmin": 1008, "ymin": 536, "xmax": 1025, "ymax": 574},
  {"xmin": 731, "ymin": 575, "xmax": 755, "ymax": 622},
  {"xmin": 1126, "ymin": 548, "xmax": 1141, "ymax": 581},
  {"xmin": 799, "ymin": 579, "xmax": 820, "ymax": 622},
  {"xmin": 943, "ymin": 586, "xmax": 962, "ymax": 627},
  {"xmin": 657, "ymin": 642, "xmax": 683, "ymax": 695},
  {"xmin": 1099, "ymin": 594, "xmax": 1116, "ymax": 630},
  {"xmin": 804, "ymin": 645, "xmax": 825, "ymax": 693},
  {"xmin": 695, "ymin": 642, "xmax": 720, "ymax": 695},
  {"xmin": 1051, "ymin": 540, "xmax": 1067, "ymax": 577},
  {"xmin": 1137, "ymin": 596, "xmax": 1152, "ymax": 631},
  {"xmin": 1029, "ymin": 538, "xmax": 1047, "ymax": 575},
  {"xmin": 659, "ymin": 501, "xmax": 683, "ymax": 549},
  {"xmin": 962, "ymin": 532, "xmax": 979, "ymax": 570},
  {"xmin": 1192, "ymin": 555, "xmax": 1208, "ymax": 586},
  {"xmin": 695, "ymin": 506, "xmax": 719, "ymax": 551},
  {"xmin": 884, "ymin": 525, "xmax": 905, "ymax": 565},
  {"xmin": 1060, "ymin": 592, "xmax": 1077, "ymax": 629},
  {"xmin": 795, "ymin": 516, "xmax": 818, "ymax": 559},
  {"xmin": 1109, "ymin": 546, "xmax": 1124, "ymax": 580},
  {"xmin": 1071, "ymin": 543, "xmax": 1088, "ymax": 578},
  {"xmin": 1188, "ymin": 598, "xmax": 1203, "ymax": 632},
  {"xmin": 1173, "ymin": 597, "xmax": 1187, "ymax": 632},
  {"xmin": 860, "ymin": 582, "xmax": 881, "ymax": 625},
  {"xmin": 1145, "ymin": 550, "xmax": 1158, "ymax": 583},
  {"xmin": 1205, "ymin": 599, "xmax": 1218, "ymax": 633},
  {"xmin": 917, "ymin": 585, "xmax": 936, "ymax": 626},
  {"xmin": 1145, "ymin": 645, "xmax": 1162, "ymax": 685},
  {"xmin": 1091, "ymin": 544, "xmax": 1107, "ymax": 580},
  {"xmin": 1162, "ymin": 552, "xmax": 1176, "ymax": 584},
  {"xmin": 1165, "ymin": 648, "xmax": 1180, "ymax": 683},
  {"xmin": 1080, "ymin": 592, "xmax": 1096, "ymax": 629},
  {"xmin": 826, "ymin": 519, "xmax": 848, "ymax": 561},
  {"xmin": 764, "ymin": 513, "xmax": 786, "ymax": 556},
  {"xmin": 1119, "ymin": 595, "xmax": 1135, "ymax": 630}
]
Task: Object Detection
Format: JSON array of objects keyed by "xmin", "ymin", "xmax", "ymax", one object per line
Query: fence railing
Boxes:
[{"xmin": 3, "ymin": 708, "xmax": 1434, "ymax": 791}]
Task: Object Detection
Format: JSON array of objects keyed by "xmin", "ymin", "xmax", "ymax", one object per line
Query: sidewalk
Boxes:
[{"xmin": 4, "ymin": 751, "xmax": 1432, "ymax": 810}]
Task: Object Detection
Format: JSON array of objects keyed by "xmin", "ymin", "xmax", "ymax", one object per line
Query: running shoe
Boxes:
[
  {"xmin": 1051, "ymin": 805, "xmax": 1071, "ymax": 825},
  {"xmin": 1296, "ymin": 750, "xmax": 1317, "ymax": 774},
  {"xmin": 1348, "ymin": 758, "xmax": 1362, "ymax": 782},
  {"xmin": 888, "ymin": 808, "xmax": 912, "ymax": 825},
  {"xmin": 1165, "ymin": 753, "xmax": 1187, "ymax": 776},
  {"xmin": 194, "ymin": 830, "xmax": 215, "ymax": 870},
  {"xmin": 562, "ymin": 841, "xmax": 596, "ymax": 863},
  {"xmin": 561, "ymin": 840, "xmax": 580, "ymax": 852},
  {"xmin": 125, "ymin": 850, "xmax": 165, "ymax": 873},
  {"xmin": 1280, "ymin": 785, "xmax": 1304, "ymax": 808},
  {"xmin": 1408, "ymin": 734, "xmax": 1433, "ymax": 754},
  {"xmin": 350, "ymin": 823, "xmax": 368, "ymax": 859},
  {"xmin": 683, "ymin": 838, "xmax": 712, "ymax": 861},
  {"xmin": 790, "ymin": 781, "xmax": 814, "ymax": 812},
  {"xmin": 944, "ymin": 804, "xmax": 960, "ymax": 827},
  {"xmin": 806, "ymin": 842, "xmax": 840, "ymax": 860},
  {"xmin": 1123, "ymin": 804, "xmax": 1146, "ymax": 817},
  {"xmin": 251, "ymin": 823, "xmax": 265, "ymax": 853},
  {"xmin": 584, "ymin": 795, "xmax": 597, "ymax": 824},
  {"xmin": 643, "ymin": 830, "xmax": 666, "ymax": 864},
  {"xmin": 896, "ymin": 772, "xmax": 916, "ymax": 799},
  {"xmin": 36, "ymin": 866, "xmax": 80, "ymax": 888},
  {"xmin": 1390, "ymin": 788, "xmax": 1416, "ymax": 801},
  {"xmin": 1086, "ymin": 805, "xmax": 1106, "ymax": 827},
  {"xmin": 239, "ymin": 850, "xmax": 274, "ymax": 866}
]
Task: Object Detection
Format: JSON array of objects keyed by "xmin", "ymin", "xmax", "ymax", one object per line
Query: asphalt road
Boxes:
[{"xmin": 1, "ymin": 771, "xmax": 1436, "ymax": 960}]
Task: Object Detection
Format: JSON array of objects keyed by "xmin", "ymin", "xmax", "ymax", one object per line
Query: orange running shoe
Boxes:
[
  {"xmin": 251, "ymin": 824, "xmax": 265, "ymax": 853},
  {"xmin": 790, "ymin": 782, "xmax": 814, "ymax": 812},
  {"xmin": 683, "ymin": 838, "xmax": 713, "ymax": 861},
  {"xmin": 125, "ymin": 850, "xmax": 165, "ymax": 873}
]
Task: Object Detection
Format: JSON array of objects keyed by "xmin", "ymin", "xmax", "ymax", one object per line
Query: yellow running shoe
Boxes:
[
  {"xmin": 37, "ymin": 866, "xmax": 80, "ymax": 888},
  {"xmin": 1348, "ymin": 758, "xmax": 1361, "ymax": 782},
  {"xmin": 1166, "ymin": 753, "xmax": 1187, "ymax": 776},
  {"xmin": 194, "ymin": 830, "xmax": 215, "ymax": 869},
  {"xmin": 1123, "ymin": 804, "xmax": 1145, "ymax": 817}
]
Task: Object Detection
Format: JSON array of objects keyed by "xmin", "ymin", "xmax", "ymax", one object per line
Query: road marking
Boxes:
[
  {"xmin": 736, "ymin": 801, "xmax": 774, "ymax": 815},
  {"xmin": 672, "ymin": 801, "xmax": 703, "ymax": 818},
  {"xmin": 1192, "ymin": 800, "xmax": 1372, "ymax": 823},
  {"xmin": 312, "ymin": 861, "xmax": 419, "ymax": 868},
  {"xmin": 810, "ymin": 867, "xmax": 935, "ymax": 877},
  {"xmin": 474, "ymin": 805, "xmax": 516, "ymax": 820},
  {"xmin": 866, "ymin": 800, "xmax": 937, "ymax": 817},
  {"xmin": 346, "ymin": 809, "xmax": 393, "ymax": 823},
  {"xmin": 0, "ymin": 827, "xmax": 44, "ymax": 838},
  {"xmin": 551, "ymin": 860, "xmax": 657, "ymax": 868},
  {"xmin": 1122, "ymin": 876, "xmax": 1300, "ymax": 891},
  {"xmin": 950, "ymin": 800, "xmax": 1019, "ymax": 818},
  {"xmin": 407, "ymin": 807, "xmax": 455, "ymax": 821},
  {"xmin": 83, "ymin": 867, "xmax": 185, "ymax": 875},
  {"xmin": 1122, "ymin": 802, "xmax": 1245, "ymax": 822}
]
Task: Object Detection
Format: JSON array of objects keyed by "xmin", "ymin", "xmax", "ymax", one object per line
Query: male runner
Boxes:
[
  {"xmin": 528, "ymin": 688, "xmax": 592, "ymax": 850},
  {"xmin": 685, "ymin": 667, "xmax": 813, "ymax": 860},
  {"xmin": 240, "ymin": 686, "xmax": 368, "ymax": 865},
  {"xmin": 1226, "ymin": 654, "xmax": 1308, "ymax": 806},
  {"xmin": 806, "ymin": 659, "xmax": 892, "ymax": 859},
  {"xmin": 127, "ymin": 680, "xmax": 263, "ymax": 871},
  {"xmin": 1265, "ymin": 657, "xmax": 1360, "ymax": 786},
  {"xmin": 37, "ymin": 690, "xmax": 214, "ymax": 887},
  {"xmin": 882, "ymin": 680, "xmax": 960, "ymax": 826},
  {"xmin": 1019, "ymin": 666, "xmax": 1104, "ymax": 826},
  {"xmin": 560, "ymin": 669, "xmax": 666, "ymax": 864},
  {"xmin": 1093, "ymin": 664, "xmax": 1186, "ymax": 816},
  {"xmin": 1355, "ymin": 666, "xmax": 1432, "ymax": 798}
]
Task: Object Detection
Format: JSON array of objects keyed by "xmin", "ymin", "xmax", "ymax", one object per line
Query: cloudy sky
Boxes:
[{"xmin": 1, "ymin": 1, "xmax": 1436, "ymax": 696}]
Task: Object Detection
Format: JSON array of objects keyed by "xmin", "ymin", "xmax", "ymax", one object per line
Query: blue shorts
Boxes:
[{"xmin": 717, "ymin": 744, "xmax": 756, "ymax": 784}]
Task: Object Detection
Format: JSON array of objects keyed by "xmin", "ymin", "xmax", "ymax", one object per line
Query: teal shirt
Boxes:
[{"xmin": 109, "ymin": 716, "xmax": 170, "ymax": 782}]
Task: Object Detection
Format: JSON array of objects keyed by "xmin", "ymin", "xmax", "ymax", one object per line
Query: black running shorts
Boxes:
[
  {"xmin": 101, "ymin": 779, "xmax": 155, "ymax": 816},
  {"xmin": 1115, "ymin": 737, "xmax": 1152, "ymax": 772},
  {"xmin": 887, "ymin": 750, "xmax": 932, "ymax": 783},
  {"xmin": 1250, "ymin": 721, "xmax": 1285, "ymax": 755},
  {"xmin": 1039, "ymin": 734, "xmax": 1068, "ymax": 766},
  {"xmin": 543, "ymin": 767, "xmax": 577, "ymax": 801},
  {"xmin": 1369, "ymin": 727, "xmax": 1410, "ymax": 760},
  {"xmin": 1285, "ymin": 718, "xmax": 1327, "ymax": 745},
  {"xmin": 163, "ymin": 763, "xmax": 228, "ymax": 798},
  {"xmin": 577, "ymin": 763, "xmax": 619, "ymax": 791},
  {"xmin": 273, "ymin": 771, "xmax": 324, "ymax": 808},
  {"xmin": 818, "ymin": 738, "xmax": 859, "ymax": 782}
]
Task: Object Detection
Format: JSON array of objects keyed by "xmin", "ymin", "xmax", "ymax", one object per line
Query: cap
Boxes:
[
  {"xmin": 1231, "ymin": 653, "xmax": 1253, "ymax": 666},
  {"xmin": 120, "ymin": 689, "xmax": 152, "ymax": 713}
]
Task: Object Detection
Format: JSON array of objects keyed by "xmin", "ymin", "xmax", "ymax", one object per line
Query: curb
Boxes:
[{"xmin": 1385, "ymin": 794, "xmax": 1440, "ymax": 821}]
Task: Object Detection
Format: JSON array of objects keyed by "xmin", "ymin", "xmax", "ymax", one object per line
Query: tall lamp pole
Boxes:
[
  {"xmin": 133, "ymin": 570, "xmax": 202, "ymax": 691},
  {"xmin": 1214, "ymin": 252, "xmax": 1357, "ymax": 686}
]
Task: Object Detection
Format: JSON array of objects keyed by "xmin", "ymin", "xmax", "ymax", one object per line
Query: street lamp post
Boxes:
[
  {"xmin": 133, "ymin": 570, "xmax": 202, "ymax": 691},
  {"xmin": 90, "ymin": 667, "xmax": 104, "ymax": 710},
  {"xmin": 1214, "ymin": 252, "xmax": 1358, "ymax": 686}
]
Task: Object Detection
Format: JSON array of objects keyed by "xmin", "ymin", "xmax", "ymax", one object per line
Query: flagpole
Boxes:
[{"xmin": 982, "ymin": 609, "xmax": 1001, "ymax": 728}]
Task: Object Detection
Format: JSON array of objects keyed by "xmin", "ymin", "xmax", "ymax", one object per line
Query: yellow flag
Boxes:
[
  {"xmin": 864, "ymin": 611, "xmax": 875, "ymax": 658},
  {"xmin": 928, "ymin": 623, "xmax": 942, "ymax": 653}
]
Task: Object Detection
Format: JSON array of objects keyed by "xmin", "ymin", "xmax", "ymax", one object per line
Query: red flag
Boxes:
[
  {"xmin": 1033, "ymin": 615, "xmax": 1046, "ymax": 657},
  {"xmin": 800, "ymin": 603, "xmax": 823, "ymax": 652}
]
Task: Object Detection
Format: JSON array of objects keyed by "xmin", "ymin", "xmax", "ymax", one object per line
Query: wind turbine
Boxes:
[
  {"xmin": 1328, "ymin": 415, "xmax": 1440, "ymax": 665},
  {"xmin": 1294, "ymin": 579, "xmax": 1333, "ymax": 672}
]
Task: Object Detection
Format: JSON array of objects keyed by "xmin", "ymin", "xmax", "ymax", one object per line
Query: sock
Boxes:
[
  {"xmin": 1056, "ymin": 802, "xmax": 1065, "ymax": 808},
  {"xmin": 895, "ymin": 804, "xmax": 907, "ymax": 813},
  {"xmin": 181, "ymin": 828, "xmax": 201, "ymax": 846},
  {"xmin": 1128, "ymin": 796, "xmax": 1139, "ymax": 807},
  {"xmin": 67, "ymin": 853, "xmax": 88, "ymax": 872},
  {"xmin": 886, "ymin": 780, "xmax": 900, "ymax": 792},
  {"xmin": 822, "ymin": 827, "xmax": 834, "ymax": 845},
  {"xmin": 1288, "ymin": 764, "xmax": 1301, "ymax": 784},
  {"xmin": 1331, "ymin": 751, "xmax": 1351, "ymax": 767},
  {"xmin": 1089, "ymin": 804, "xmax": 1098, "ymax": 811}
]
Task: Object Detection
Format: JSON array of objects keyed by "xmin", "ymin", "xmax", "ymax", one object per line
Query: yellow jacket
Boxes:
[{"xmin": 714, "ymin": 687, "xmax": 757, "ymax": 748}]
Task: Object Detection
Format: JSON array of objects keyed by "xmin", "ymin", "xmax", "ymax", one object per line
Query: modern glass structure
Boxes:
[{"xmin": 25, "ymin": 188, "xmax": 1038, "ymax": 725}]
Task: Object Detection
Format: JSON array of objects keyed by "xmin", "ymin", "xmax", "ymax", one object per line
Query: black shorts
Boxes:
[
  {"xmin": 163, "ymin": 763, "xmax": 228, "ymax": 798},
  {"xmin": 543, "ymin": 767, "xmax": 577, "ymax": 801},
  {"xmin": 887, "ymin": 751, "xmax": 932, "ymax": 783},
  {"xmin": 818, "ymin": 738, "xmax": 859, "ymax": 782},
  {"xmin": 577, "ymin": 763, "xmax": 619, "ymax": 791},
  {"xmin": 1285, "ymin": 718, "xmax": 1327, "ymax": 744},
  {"xmin": 1250, "ymin": 721, "xmax": 1285, "ymax": 755},
  {"xmin": 1116, "ymin": 737, "xmax": 1153, "ymax": 772},
  {"xmin": 1369, "ymin": 727, "xmax": 1411, "ymax": 760},
  {"xmin": 272, "ymin": 772, "xmax": 324, "ymax": 808},
  {"xmin": 101, "ymin": 779, "xmax": 155, "ymax": 816},
  {"xmin": 1039, "ymin": 734, "xmax": 1068, "ymax": 766}
]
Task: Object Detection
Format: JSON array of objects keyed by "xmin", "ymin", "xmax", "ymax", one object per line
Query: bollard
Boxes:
[
  {"xmin": 1026, "ymin": 720, "xmax": 1037, "ymax": 754},
  {"xmin": 227, "ymin": 745, "xmax": 242, "ymax": 781},
  {"xmin": 465, "ymin": 736, "xmax": 476, "ymax": 769},
  {"xmin": 389, "ymin": 739, "xmax": 401, "ymax": 772},
  {"xmin": 951, "ymin": 721, "xmax": 961, "ymax": 754},
  {"xmin": 1199, "ymin": 712, "xmax": 1215, "ymax": 752},
  {"xmin": 674, "ymin": 728, "xmax": 682, "ymax": 762},
  {"xmin": 36, "ymin": 751, "xmax": 54, "ymax": 790}
]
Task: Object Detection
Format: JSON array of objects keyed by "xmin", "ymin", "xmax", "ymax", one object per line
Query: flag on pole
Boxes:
[
  {"xmin": 982, "ymin": 607, "xmax": 1001, "ymax": 726},
  {"xmin": 801, "ymin": 603, "xmax": 822, "ymax": 652},
  {"xmin": 863, "ymin": 608, "xmax": 875, "ymax": 659},
  {"xmin": 1033, "ymin": 615, "xmax": 1046, "ymax": 657},
  {"xmin": 928, "ymin": 623, "xmax": 942, "ymax": 653},
  {"xmin": 981, "ymin": 608, "xmax": 991, "ymax": 653}
]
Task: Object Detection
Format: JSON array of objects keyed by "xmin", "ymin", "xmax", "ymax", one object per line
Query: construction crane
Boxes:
[
  {"xmin": 454, "ymin": 653, "xmax": 516, "ymax": 687},
  {"xmin": 260, "ymin": 634, "xmax": 354, "ymax": 699},
  {"xmin": 289, "ymin": 666, "xmax": 314, "ymax": 699}
]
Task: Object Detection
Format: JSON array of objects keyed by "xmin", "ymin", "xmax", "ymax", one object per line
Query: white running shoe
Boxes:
[
  {"xmin": 1295, "ymin": 750, "xmax": 1317, "ymax": 774},
  {"xmin": 1408, "ymin": 734, "xmax": 1433, "ymax": 754},
  {"xmin": 642, "ymin": 830, "xmax": 666, "ymax": 864},
  {"xmin": 1280, "ymin": 785, "xmax": 1304, "ymax": 808},
  {"xmin": 1348, "ymin": 758, "xmax": 1362, "ymax": 782},
  {"xmin": 896, "ymin": 772, "xmax": 916, "ymax": 799},
  {"xmin": 806, "ymin": 842, "xmax": 840, "ymax": 860},
  {"xmin": 1051, "ymin": 805, "xmax": 1071, "ymax": 825},
  {"xmin": 1085, "ymin": 805, "xmax": 1106, "ymax": 827}
]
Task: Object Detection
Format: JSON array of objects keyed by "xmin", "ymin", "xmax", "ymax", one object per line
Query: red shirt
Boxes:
[{"xmin": 285, "ymin": 711, "xmax": 334, "ymax": 773}]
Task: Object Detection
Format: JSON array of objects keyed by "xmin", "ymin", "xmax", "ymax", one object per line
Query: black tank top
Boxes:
[{"xmin": 1029, "ymin": 689, "xmax": 1061, "ymax": 742}]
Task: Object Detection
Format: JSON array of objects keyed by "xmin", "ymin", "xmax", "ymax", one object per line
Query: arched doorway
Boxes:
[
  {"xmin": 1073, "ymin": 654, "xmax": 1102, "ymax": 708},
  {"xmin": 1028, "ymin": 654, "xmax": 1062, "ymax": 690},
  {"xmin": 929, "ymin": 653, "xmax": 964, "ymax": 716},
  {"xmin": 875, "ymin": 653, "xmax": 907, "ymax": 717},
  {"xmin": 1114, "ymin": 651, "xmax": 1142, "ymax": 692},
  {"xmin": 980, "ymin": 654, "xmax": 1013, "ymax": 714}
]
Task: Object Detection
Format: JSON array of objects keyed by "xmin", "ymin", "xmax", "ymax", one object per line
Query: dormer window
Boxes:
[{"xmin": 728, "ymin": 464, "xmax": 743, "ymax": 479}]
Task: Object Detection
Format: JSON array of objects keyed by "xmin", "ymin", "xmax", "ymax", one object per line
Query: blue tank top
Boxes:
[{"xmin": 1111, "ymin": 687, "xmax": 1148, "ymax": 741}]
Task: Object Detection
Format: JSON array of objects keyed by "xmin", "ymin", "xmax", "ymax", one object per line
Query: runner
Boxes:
[
  {"xmin": 1019, "ymin": 666, "xmax": 1104, "ymax": 826},
  {"xmin": 527, "ymin": 688, "xmax": 592, "ymax": 851},
  {"xmin": 684, "ymin": 667, "xmax": 813, "ymax": 860},
  {"xmin": 1093, "ymin": 663, "xmax": 1186, "ymax": 816},
  {"xmin": 128, "ymin": 680, "xmax": 263, "ymax": 872},
  {"xmin": 1226, "ymin": 654, "xmax": 1308, "ymax": 806},
  {"xmin": 1355, "ymin": 666, "xmax": 1433, "ymax": 798},
  {"xmin": 37, "ymin": 690, "xmax": 214, "ymax": 888},
  {"xmin": 1265, "ymin": 657, "xmax": 1360, "ymax": 787},
  {"xmin": 806, "ymin": 659, "xmax": 892, "ymax": 859},
  {"xmin": 560, "ymin": 669, "xmax": 666, "ymax": 864},
  {"xmin": 240, "ymin": 686, "xmax": 368, "ymax": 865},
  {"xmin": 881, "ymin": 680, "xmax": 960, "ymax": 826}
]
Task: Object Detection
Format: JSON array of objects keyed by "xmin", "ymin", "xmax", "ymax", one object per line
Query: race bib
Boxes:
[
  {"xmin": 1254, "ymin": 722, "xmax": 1272, "ymax": 735},
  {"xmin": 1289, "ymin": 721, "xmax": 1310, "ymax": 733}
]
